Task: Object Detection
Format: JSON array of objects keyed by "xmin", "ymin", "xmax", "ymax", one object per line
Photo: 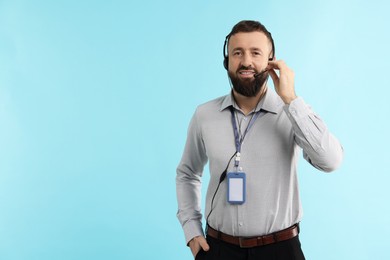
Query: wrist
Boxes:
[
  {"xmin": 187, "ymin": 237, "xmax": 195, "ymax": 247},
  {"xmin": 282, "ymin": 95, "xmax": 297, "ymax": 104}
]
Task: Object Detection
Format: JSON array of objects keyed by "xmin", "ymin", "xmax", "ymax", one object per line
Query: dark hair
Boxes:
[{"xmin": 223, "ymin": 20, "xmax": 275, "ymax": 69}]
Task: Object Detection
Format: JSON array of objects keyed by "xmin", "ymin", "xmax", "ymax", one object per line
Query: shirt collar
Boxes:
[{"xmin": 220, "ymin": 87, "xmax": 281, "ymax": 114}]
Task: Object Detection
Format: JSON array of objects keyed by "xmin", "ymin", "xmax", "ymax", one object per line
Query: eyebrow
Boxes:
[
  {"xmin": 231, "ymin": 47, "xmax": 263, "ymax": 52},
  {"xmin": 251, "ymin": 47, "xmax": 263, "ymax": 52}
]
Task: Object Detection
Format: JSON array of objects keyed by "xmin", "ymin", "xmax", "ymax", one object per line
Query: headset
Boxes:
[{"xmin": 223, "ymin": 32, "xmax": 276, "ymax": 70}]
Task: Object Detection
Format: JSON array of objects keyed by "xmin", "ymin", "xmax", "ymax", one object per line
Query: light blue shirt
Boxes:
[{"xmin": 176, "ymin": 88, "xmax": 343, "ymax": 244}]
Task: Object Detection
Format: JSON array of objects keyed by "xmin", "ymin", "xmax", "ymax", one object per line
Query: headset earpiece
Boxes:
[
  {"xmin": 223, "ymin": 36, "xmax": 229, "ymax": 70},
  {"xmin": 223, "ymin": 57, "xmax": 229, "ymax": 70}
]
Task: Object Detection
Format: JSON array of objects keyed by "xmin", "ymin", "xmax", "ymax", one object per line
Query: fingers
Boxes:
[
  {"xmin": 267, "ymin": 68, "xmax": 279, "ymax": 85},
  {"xmin": 197, "ymin": 236, "xmax": 210, "ymax": 251},
  {"xmin": 266, "ymin": 59, "xmax": 296, "ymax": 104},
  {"xmin": 189, "ymin": 236, "xmax": 210, "ymax": 257},
  {"xmin": 189, "ymin": 239, "xmax": 200, "ymax": 257},
  {"xmin": 266, "ymin": 59, "xmax": 294, "ymax": 84},
  {"xmin": 266, "ymin": 60, "xmax": 283, "ymax": 83},
  {"xmin": 267, "ymin": 59, "xmax": 287, "ymax": 70}
]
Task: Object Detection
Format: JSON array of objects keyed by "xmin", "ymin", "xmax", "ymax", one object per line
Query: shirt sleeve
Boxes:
[
  {"xmin": 283, "ymin": 97, "xmax": 344, "ymax": 172},
  {"xmin": 176, "ymin": 108, "xmax": 208, "ymax": 245}
]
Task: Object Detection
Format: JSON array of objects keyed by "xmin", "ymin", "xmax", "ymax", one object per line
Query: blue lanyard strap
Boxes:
[{"xmin": 230, "ymin": 106, "xmax": 261, "ymax": 167}]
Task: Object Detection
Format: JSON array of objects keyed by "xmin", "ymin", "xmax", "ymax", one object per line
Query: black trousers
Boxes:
[{"xmin": 195, "ymin": 235, "xmax": 305, "ymax": 260}]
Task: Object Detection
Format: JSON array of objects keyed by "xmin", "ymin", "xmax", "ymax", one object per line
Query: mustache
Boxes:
[
  {"xmin": 237, "ymin": 65, "xmax": 255, "ymax": 73},
  {"xmin": 236, "ymin": 65, "xmax": 268, "ymax": 78}
]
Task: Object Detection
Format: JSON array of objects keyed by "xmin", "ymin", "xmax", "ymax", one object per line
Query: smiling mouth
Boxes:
[{"xmin": 238, "ymin": 70, "xmax": 255, "ymax": 78}]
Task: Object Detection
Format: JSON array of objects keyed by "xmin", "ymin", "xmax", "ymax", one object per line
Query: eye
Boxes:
[
  {"xmin": 253, "ymin": 51, "xmax": 262, "ymax": 56},
  {"xmin": 233, "ymin": 51, "xmax": 242, "ymax": 56}
]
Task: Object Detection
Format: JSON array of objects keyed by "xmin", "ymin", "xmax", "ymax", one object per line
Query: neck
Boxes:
[{"xmin": 233, "ymin": 86, "xmax": 267, "ymax": 115}]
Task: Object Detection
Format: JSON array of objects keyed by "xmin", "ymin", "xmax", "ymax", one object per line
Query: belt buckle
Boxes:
[{"xmin": 238, "ymin": 237, "xmax": 252, "ymax": 248}]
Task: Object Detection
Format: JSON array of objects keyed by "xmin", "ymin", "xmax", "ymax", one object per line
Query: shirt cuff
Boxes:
[
  {"xmin": 283, "ymin": 97, "xmax": 309, "ymax": 119},
  {"xmin": 183, "ymin": 220, "xmax": 204, "ymax": 246}
]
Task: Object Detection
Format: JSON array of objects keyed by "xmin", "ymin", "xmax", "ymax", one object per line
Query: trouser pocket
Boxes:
[{"xmin": 195, "ymin": 249, "xmax": 206, "ymax": 260}]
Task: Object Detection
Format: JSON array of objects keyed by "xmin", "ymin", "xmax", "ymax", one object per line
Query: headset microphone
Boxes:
[
  {"xmin": 254, "ymin": 69, "xmax": 269, "ymax": 78},
  {"xmin": 254, "ymin": 56, "xmax": 274, "ymax": 78}
]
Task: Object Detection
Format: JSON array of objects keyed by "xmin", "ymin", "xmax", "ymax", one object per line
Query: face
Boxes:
[{"xmin": 227, "ymin": 31, "xmax": 272, "ymax": 97}]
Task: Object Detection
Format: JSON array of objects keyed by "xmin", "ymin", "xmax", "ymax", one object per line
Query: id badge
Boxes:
[{"xmin": 227, "ymin": 172, "xmax": 246, "ymax": 204}]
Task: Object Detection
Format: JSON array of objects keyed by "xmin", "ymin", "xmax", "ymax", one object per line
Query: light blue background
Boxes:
[{"xmin": 1, "ymin": 0, "xmax": 389, "ymax": 259}]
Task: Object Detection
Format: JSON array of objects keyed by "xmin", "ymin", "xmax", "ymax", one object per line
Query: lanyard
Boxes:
[{"xmin": 230, "ymin": 106, "xmax": 261, "ymax": 168}]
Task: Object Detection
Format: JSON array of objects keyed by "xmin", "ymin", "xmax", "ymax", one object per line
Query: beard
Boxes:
[{"xmin": 228, "ymin": 66, "xmax": 269, "ymax": 97}]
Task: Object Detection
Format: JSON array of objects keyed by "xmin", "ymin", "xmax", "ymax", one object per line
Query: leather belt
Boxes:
[{"xmin": 206, "ymin": 224, "xmax": 299, "ymax": 248}]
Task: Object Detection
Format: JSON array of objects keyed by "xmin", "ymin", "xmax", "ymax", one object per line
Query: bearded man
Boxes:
[{"xmin": 176, "ymin": 20, "xmax": 343, "ymax": 260}]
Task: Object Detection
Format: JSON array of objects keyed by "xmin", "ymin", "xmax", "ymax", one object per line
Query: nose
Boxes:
[{"xmin": 241, "ymin": 53, "xmax": 253, "ymax": 67}]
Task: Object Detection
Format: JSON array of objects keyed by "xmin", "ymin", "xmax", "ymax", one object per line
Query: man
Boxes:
[{"xmin": 176, "ymin": 20, "xmax": 343, "ymax": 260}]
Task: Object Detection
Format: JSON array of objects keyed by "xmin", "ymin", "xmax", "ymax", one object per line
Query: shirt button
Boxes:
[
  {"xmin": 239, "ymin": 222, "xmax": 243, "ymax": 227},
  {"xmin": 291, "ymin": 109, "xmax": 296, "ymax": 115}
]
